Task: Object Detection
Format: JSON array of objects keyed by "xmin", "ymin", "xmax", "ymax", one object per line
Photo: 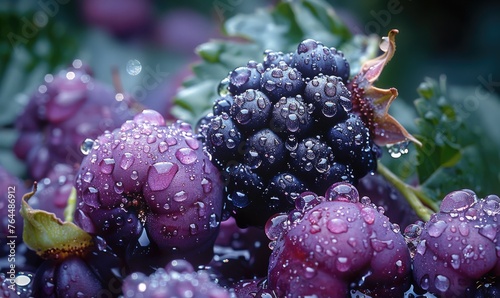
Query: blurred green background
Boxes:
[{"xmin": 1, "ymin": 0, "xmax": 499, "ymax": 177}]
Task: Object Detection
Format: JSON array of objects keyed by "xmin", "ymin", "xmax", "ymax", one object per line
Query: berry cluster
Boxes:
[{"xmin": 201, "ymin": 39, "xmax": 379, "ymax": 227}]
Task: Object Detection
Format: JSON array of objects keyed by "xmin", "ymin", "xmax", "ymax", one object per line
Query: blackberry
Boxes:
[
  {"xmin": 303, "ymin": 74, "xmax": 352, "ymax": 125},
  {"xmin": 230, "ymin": 89, "xmax": 272, "ymax": 133},
  {"xmin": 260, "ymin": 61, "xmax": 305, "ymax": 102},
  {"xmin": 270, "ymin": 95, "xmax": 313, "ymax": 138},
  {"xmin": 291, "ymin": 39, "xmax": 350, "ymax": 82},
  {"xmin": 202, "ymin": 39, "xmax": 379, "ymax": 228},
  {"xmin": 262, "ymin": 50, "xmax": 293, "ymax": 69},
  {"xmin": 327, "ymin": 113, "xmax": 378, "ymax": 177},
  {"xmin": 227, "ymin": 61, "xmax": 265, "ymax": 95},
  {"xmin": 244, "ymin": 128, "xmax": 286, "ymax": 174}
]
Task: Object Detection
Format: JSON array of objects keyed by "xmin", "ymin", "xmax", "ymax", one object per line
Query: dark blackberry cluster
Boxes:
[{"xmin": 201, "ymin": 39, "xmax": 379, "ymax": 227}]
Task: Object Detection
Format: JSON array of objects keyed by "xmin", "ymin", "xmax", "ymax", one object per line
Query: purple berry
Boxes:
[
  {"xmin": 266, "ymin": 182, "xmax": 411, "ymax": 297},
  {"xmin": 14, "ymin": 62, "xmax": 135, "ymax": 180},
  {"xmin": 410, "ymin": 189, "xmax": 500, "ymax": 297},
  {"xmin": 75, "ymin": 110, "xmax": 224, "ymax": 266}
]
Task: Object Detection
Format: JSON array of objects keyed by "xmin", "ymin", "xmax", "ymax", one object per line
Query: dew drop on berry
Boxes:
[
  {"xmin": 99, "ymin": 158, "xmax": 115, "ymax": 174},
  {"xmin": 185, "ymin": 136, "xmax": 200, "ymax": 150},
  {"xmin": 173, "ymin": 190, "xmax": 188, "ymax": 202},
  {"xmin": 83, "ymin": 187, "xmax": 100, "ymax": 208},
  {"xmin": 175, "ymin": 147, "xmax": 197, "ymax": 165},
  {"xmin": 80, "ymin": 138, "xmax": 94, "ymax": 155},
  {"xmin": 327, "ymin": 218, "xmax": 348, "ymax": 234},
  {"xmin": 265, "ymin": 214, "xmax": 288, "ymax": 241},
  {"xmin": 114, "ymin": 181, "xmax": 124, "ymax": 194},
  {"xmin": 218, "ymin": 77, "xmax": 230, "ymax": 96},
  {"xmin": 483, "ymin": 195, "xmax": 500, "ymax": 215},
  {"xmin": 201, "ymin": 178, "xmax": 212, "ymax": 194},
  {"xmin": 360, "ymin": 207, "xmax": 376, "ymax": 224},
  {"xmin": 428, "ymin": 220, "xmax": 447, "ymax": 238},
  {"xmin": 148, "ymin": 162, "xmax": 179, "ymax": 191},
  {"xmin": 434, "ymin": 275, "xmax": 450, "ymax": 292},
  {"xmin": 478, "ymin": 224, "xmax": 496, "ymax": 241},
  {"xmin": 158, "ymin": 141, "xmax": 168, "ymax": 153},
  {"xmin": 120, "ymin": 152, "xmax": 135, "ymax": 170},
  {"xmin": 417, "ymin": 274, "xmax": 430, "ymax": 291},
  {"xmin": 450, "ymin": 254, "xmax": 460, "ymax": 269},
  {"xmin": 82, "ymin": 171, "xmax": 94, "ymax": 183},
  {"xmin": 336, "ymin": 257, "xmax": 351, "ymax": 272}
]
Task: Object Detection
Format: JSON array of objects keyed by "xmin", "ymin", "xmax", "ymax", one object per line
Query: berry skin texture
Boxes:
[
  {"xmin": 75, "ymin": 109, "xmax": 224, "ymax": 265},
  {"xmin": 266, "ymin": 183, "xmax": 411, "ymax": 297},
  {"xmin": 411, "ymin": 190, "xmax": 500, "ymax": 297}
]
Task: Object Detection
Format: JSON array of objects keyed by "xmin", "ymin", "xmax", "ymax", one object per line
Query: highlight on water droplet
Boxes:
[
  {"xmin": 386, "ymin": 140, "xmax": 410, "ymax": 158},
  {"xmin": 80, "ymin": 138, "xmax": 95, "ymax": 155},
  {"xmin": 126, "ymin": 59, "xmax": 142, "ymax": 76}
]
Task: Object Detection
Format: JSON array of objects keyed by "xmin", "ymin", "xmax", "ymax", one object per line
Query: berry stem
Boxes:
[
  {"xmin": 64, "ymin": 187, "xmax": 77, "ymax": 222},
  {"xmin": 377, "ymin": 161, "xmax": 435, "ymax": 221}
]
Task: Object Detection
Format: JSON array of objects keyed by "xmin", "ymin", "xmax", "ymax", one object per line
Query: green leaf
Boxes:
[
  {"xmin": 410, "ymin": 76, "xmax": 500, "ymax": 200},
  {"xmin": 172, "ymin": 0, "xmax": 379, "ymax": 125},
  {"xmin": 21, "ymin": 183, "xmax": 94, "ymax": 260}
]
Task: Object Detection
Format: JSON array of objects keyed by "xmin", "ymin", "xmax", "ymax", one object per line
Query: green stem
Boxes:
[
  {"xmin": 411, "ymin": 186, "xmax": 440, "ymax": 212},
  {"xmin": 377, "ymin": 161, "xmax": 435, "ymax": 221},
  {"xmin": 64, "ymin": 187, "xmax": 77, "ymax": 222}
]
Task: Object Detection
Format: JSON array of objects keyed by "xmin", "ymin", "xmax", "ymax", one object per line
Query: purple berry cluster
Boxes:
[
  {"xmin": 201, "ymin": 39, "xmax": 379, "ymax": 228},
  {"xmin": 14, "ymin": 60, "xmax": 135, "ymax": 180},
  {"xmin": 74, "ymin": 109, "xmax": 224, "ymax": 266}
]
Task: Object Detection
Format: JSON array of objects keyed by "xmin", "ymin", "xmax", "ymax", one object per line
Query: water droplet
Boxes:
[
  {"xmin": 158, "ymin": 141, "xmax": 168, "ymax": 153},
  {"xmin": 99, "ymin": 158, "xmax": 115, "ymax": 174},
  {"xmin": 265, "ymin": 214, "xmax": 288, "ymax": 241},
  {"xmin": 336, "ymin": 257, "xmax": 351, "ymax": 272},
  {"xmin": 80, "ymin": 138, "xmax": 94, "ymax": 155},
  {"xmin": 420, "ymin": 274, "xmax": 430, "ymax": 290},
  {"xmin": 428, "ymin": 220, "xmax": 447, "ymax": 237},
  {"xmin": 387, "ymin": 140, "xmax": 410, "ymax": 158},
  {"xmin": 304, "ymin": 266, "xmax": 316, "ymax": 278},
  {"xmin": 361, "ymin": 207, "xmax": 376, "ymax": 225},
  {"xmin": 148, "ymin": 162, "xmax": 179, "ymax": 191},
  {"xmin": 189, "ymin": 223, "xmax": 198, "ymax": 235},
  {"xmin": 83, "ymin": 187, "xmax": 100, "ymax": 208},
  {"xmin": 370, "ymin": 238, "xmax": 394, "ymax": 252},
  {"xmin": 114, "ymin": 181, "xmax": 124, "ymax": 194},
  {"xmin": 185, "ymin": 137, "xmax": 200, "ymax": 150},
  {"xmin": 82, "ymin": 171, "xmax": 94, "ymax": 183},
  {"xmin": 163, "ymin": 203, "xmax": 170, "ymax": 210},
  {"xmin": 218, "ymin": 77, "xmax": 230, "ymax": 96},
  {"xmin": 450, "ymin": 254, "xmax": 460, "ymax": 269},
  {"xmin": 327, "ymin": 218, "xmax": 348, "ymax": 234},
  {"xmin": 478, "ymin": 224, "xmax": 496, "ymax": 241},
  {"xmin": 201, "ymin": 178, "xmax": 212, "ymax": 194},
  {"xmin": 434, "ymin": 275, "xmax": 450, "ymax": 292},
  {"xmin": 175, "ymin": 147, "xmax": 197, "ymax": 165},
  {"xmin": 120, "ymin": 153, "xmax": 135, "ymax": 170},
  {"xmin": 130, "ymin": 170, "xmax": 139, "ymax": 180},
  {"xmin": 126, "ymin": 59, "xmax": 142, "ymax": 76},
  {"xmin": 483, "ymin": 195, "xmax": 500, "ymax": 215},
  {"xmin": 173, "ymin": 191, "xmax": 188, "ymax": 202}
]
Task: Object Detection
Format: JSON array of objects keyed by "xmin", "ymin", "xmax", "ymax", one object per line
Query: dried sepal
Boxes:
[{"xmin": 349, "ymin": 29, "xmax": 422, "ymax": 147}]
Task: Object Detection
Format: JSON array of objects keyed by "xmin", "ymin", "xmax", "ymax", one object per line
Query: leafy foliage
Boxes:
[{"xmin": 412, "ymin": 76, "xmax": 500, "ymax": 200}]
